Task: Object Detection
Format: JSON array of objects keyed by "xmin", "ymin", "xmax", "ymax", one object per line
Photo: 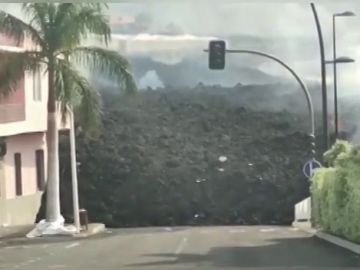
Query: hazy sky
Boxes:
[
  {"xmin": 1, "ymin": 1, "xmax": 360, "ymax": 95},
  {"xmin": 109, "ymin": 1, "xmax": 360, "ymax": 95}
]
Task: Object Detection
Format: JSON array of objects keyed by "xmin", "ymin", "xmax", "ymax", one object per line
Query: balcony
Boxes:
[{"xmin": 0, "ymin": 104, "xmax": 25, "ymax": 124}]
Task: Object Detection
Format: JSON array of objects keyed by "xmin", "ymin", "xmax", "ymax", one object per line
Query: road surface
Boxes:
[{"xmin": 1, "ymin": 226, "xmax": 360, "ymax": 270}]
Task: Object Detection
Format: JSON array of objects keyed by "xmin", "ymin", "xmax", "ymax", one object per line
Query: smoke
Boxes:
[
  {"xmin": 109, "ymin": 2, "xmax": 360, "ymax": 97},
  {"xmin": 139, "ymin": 70, "xmax": 164, "ymax": 90},
  {"xmin": 0, "ymin": 3, "xmax": 22, "ymax": 18},
  {"xmin": 111, "ymin": 34, "xmax": 217, "ymax": 65},
  {"xmin": 2, "ymin": 3, "xmax": 360, "ymax": 98}
]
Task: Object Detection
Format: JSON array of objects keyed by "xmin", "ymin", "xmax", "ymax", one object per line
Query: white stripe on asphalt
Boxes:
[
  {"xmin": 65, "ymin": 242, "xmax": 80, "ymax": 249},
  {"xmin": 229, "ymin": 229, "xmax": 246, "ymax": 233},
  {"xmin": 175, "ymin": 236, "xmax": 188, "ymax": 254},
  {"xmin": 260, "ymin": 228, "xmax": 278, "ymax": 233},
  {"xmin": 48, "ymin": 265, "xmax": 67, "ymax": 268}
]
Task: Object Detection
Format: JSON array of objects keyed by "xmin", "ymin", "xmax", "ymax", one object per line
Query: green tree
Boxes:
[{"xmin": 0, "ymin": 3, "xmax": 136, "ymax": 223}]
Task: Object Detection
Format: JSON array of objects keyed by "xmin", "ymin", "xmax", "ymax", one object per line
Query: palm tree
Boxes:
[{"xmin": 0, "ymin": 3, "xmax": 136, "ymax": 223}]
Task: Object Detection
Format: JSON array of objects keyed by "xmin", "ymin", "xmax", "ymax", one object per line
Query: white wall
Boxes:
[{"xmin": 294, "ymin": 197, "xmax": 311, "ymax": 222}]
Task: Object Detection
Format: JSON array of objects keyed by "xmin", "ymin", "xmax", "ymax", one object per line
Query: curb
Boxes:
[
  {"xmin": 74, "ymin": 223, "xmax": 106, "ymax": 238},
  {"xmin": 0, "ymin": 223, "xmax": 106, "ymax": 246},
  {"xmin": 293, "ymin": 221, "xmax": 360, "ymax": 255},
  {"xmin": 316, "ymin": 231, "xmax": 360, "ymax": 255}
]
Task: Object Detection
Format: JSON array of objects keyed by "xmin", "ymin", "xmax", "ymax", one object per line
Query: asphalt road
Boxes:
[{"xmin": 1, "ymin": 226, "xmax": 360, "ymax": 270}]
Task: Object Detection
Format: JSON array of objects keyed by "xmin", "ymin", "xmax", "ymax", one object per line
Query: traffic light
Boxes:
[{"xmin": 209, "ymin": 40, "xmax": 226, "ymax": 70}]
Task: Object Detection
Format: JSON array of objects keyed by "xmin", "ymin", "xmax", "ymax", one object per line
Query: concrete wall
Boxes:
[
  {"xmin": 294, "ymin": 197, "xmax": 311, "ymax": 222},
  {"xmin": 0, "ymin": 192, "xmax": 42, "ymax": 226}
]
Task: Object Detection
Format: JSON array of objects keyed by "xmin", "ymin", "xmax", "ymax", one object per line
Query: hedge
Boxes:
[{"xmin": 311, "ymin": 140, "xmax": 360, "ymax": 243}]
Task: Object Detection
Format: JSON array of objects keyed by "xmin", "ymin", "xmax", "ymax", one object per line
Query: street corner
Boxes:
[{"xmin": 0, "ymin": 223, "xmax": 107, "ymax": 248}]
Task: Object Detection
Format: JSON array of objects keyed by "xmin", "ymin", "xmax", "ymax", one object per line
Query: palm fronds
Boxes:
[
  {"xmin": 0, "ymin": 50, "xmax": 41, "ymax": 98},
  {"xmin": 68, "ymin": 46, "xmax": 137, "ymax": 94}
]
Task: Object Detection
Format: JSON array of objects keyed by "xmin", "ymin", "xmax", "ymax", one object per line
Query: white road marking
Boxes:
[
  {"xmin": 65, "ymin": 242, "xmax": 80, "ymax": 249},
  {"xmin": 48, "ymin": 265, "xmax": 66, "ymax": 269},
  {"xmin": 200, "ymin": 229, "xmax": 212, "ymax": 234},
  {"xmin": 18, "ymin": 258, "xmax": 40, "ymax": 267},
  {"xmin": 229, "ymin": 229, "xmax": 246, "ymax": 233},
  {"xmin": 164, "ymin": 227, "xmax": 173, "ymax": 232},
  {"xmin": 175, "ymin": 236, "xmax": 188, "ymax": 255},
  {"xmin": 260, "ymin": 228, "xmax": 278, "ymax": 233},
  {"xmin": 27, "ymin": 259, "xmax": 38, "ymax": 263},
  {"xmin": 4, "ymin": 246, "xmax": 17, "ymax": 249},
  {"xmin": 6, "ymin": 245, "xmax": 31, "ymax": 249}
]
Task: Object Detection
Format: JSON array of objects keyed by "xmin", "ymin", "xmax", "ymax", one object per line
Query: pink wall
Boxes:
[
  {"xmin": 0, "ymin": 33, "xmax": 23, "ymax": 47},
  {"xmin": 0, "ymin": 77, "xmax": 25, "ymax": 105},
  {"xmin": 3, "ymin": 133, "xmax": 46, "ymax": 199}
]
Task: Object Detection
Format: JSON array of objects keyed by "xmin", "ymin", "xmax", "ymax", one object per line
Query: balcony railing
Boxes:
[{"xmin": 0, "ymin": 104, "xmax": 25, "ymax": 124}]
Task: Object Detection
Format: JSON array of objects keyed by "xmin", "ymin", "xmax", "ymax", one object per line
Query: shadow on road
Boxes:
[{"xmin": 126, "ymin": 236, "xmax": 360, "ymax": 268}]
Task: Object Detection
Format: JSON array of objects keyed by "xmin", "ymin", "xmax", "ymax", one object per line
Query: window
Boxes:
[
  {"xmin": 14, "ymin": 153, "xmax": 22, "ymax": 196},
  {"xmin": 35, "ymin": 150, "xmax": 45, "ymax": 191},
  {"xmin": 33, "ymin": 70, "xmax": 42, "ymax": 101}
]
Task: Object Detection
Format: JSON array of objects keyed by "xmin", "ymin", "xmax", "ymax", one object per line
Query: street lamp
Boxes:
[
  {"xmin": 325, "ymin": 56, "xmax": 355, "ymax": 64},
  {"xmin": 332, "ymin": 11, "xmax": 356, "ymax": 138},
  {"xmin": 311, "ymin": 3, "xmax": 329, "ymax": 151},
  {"xmin": 335, "ymin": 11, "xmax": 356, "ymax": 17}
]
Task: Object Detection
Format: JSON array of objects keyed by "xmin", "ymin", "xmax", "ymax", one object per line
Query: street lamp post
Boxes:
[
  {"xmin": 311, "ymin": 3, "xmax": 329, "ymax": 151},
  {"xmin": 331, "ymin": 11, "xmax": 355, "ymax": 139}
]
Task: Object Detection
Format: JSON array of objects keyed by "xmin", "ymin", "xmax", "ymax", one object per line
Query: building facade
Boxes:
[{"xmin": 0, "ymin": 34, "xmax": 69, "ymax": 226}]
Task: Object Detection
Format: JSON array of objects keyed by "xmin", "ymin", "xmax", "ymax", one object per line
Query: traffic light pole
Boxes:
[{"xmin": 205, "ymin": 48, "xmax": 316, "ymax": 157}]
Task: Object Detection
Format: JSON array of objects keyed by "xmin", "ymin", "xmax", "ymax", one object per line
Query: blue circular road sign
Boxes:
[{"xmin": 303, "ymin": 159, "xmax": 322, "ymax": 179}]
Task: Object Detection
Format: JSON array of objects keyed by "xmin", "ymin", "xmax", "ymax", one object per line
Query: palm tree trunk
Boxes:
[{"xmin": 45, "ymin": 62, "xmax": 62, "ymax": 222}]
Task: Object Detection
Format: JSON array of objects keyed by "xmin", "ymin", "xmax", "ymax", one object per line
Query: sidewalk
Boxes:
[
  {"xmin": 0, "ymin": 223, "xmax": 106, "ymax": 246},
  {"xmin": 0, "ymin": 225, "xmax": 33, "ymax": 240}
]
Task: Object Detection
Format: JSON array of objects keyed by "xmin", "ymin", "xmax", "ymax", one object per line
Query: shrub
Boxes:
[
  {"xmin": 323, "ymin": 140, "xmax": 352, "ymax": 166},
  {"xmin": 311, "ymin": 141, "xmax": 360, "ymax": 243}
]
